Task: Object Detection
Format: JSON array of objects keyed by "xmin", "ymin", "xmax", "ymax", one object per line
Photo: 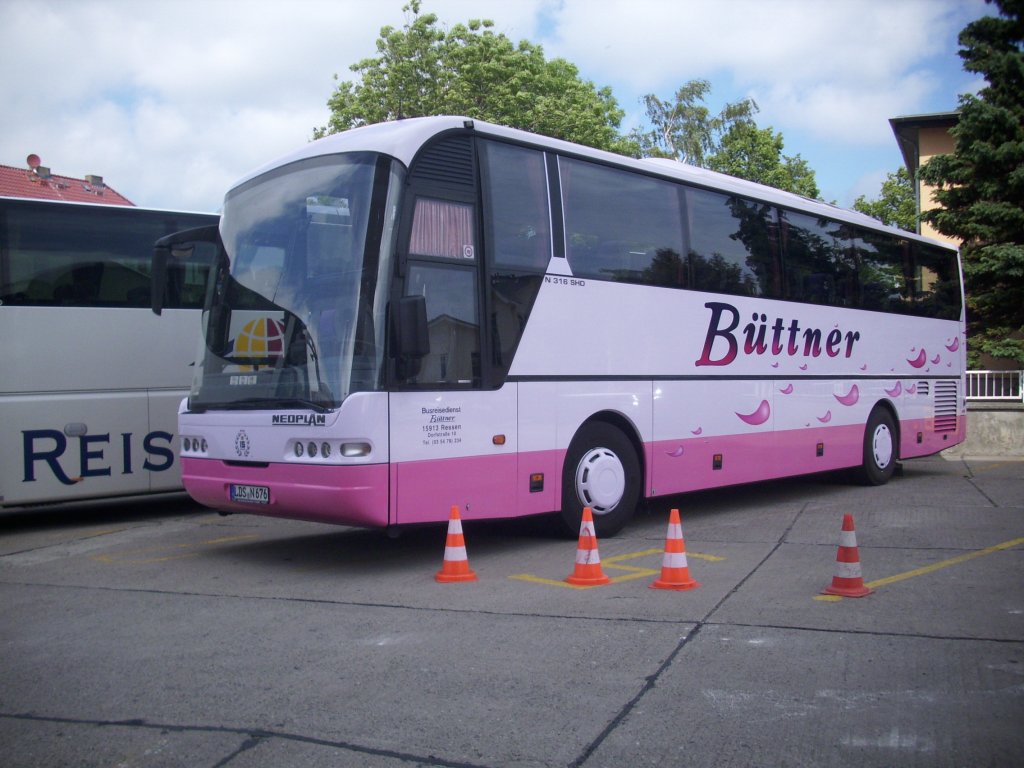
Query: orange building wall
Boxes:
[{"xmin": 917, "ymin": 126, "xmax": 958, "ymax": 246}]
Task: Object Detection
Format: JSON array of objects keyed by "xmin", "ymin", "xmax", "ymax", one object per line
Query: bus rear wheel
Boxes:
[
  {"xmin": 860, "ymin": 407, "xmax": 897, "ymax": 486},
  {"xmin": 559, "ymin": 421, "xmax": 640, "ymax": 538}
]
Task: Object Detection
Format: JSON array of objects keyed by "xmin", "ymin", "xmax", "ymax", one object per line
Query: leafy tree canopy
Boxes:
[
  {"xmin": 853, "ymin": 167, "xmax": 917, "ymax": 232},
  {"xmin": 707, "ymin": 121, "xmax": 821, "ymax": 198},
  {"xmin": 919, "ymin": 0, "xmax": 1024, "ymax": 364},
  {"xmin": 314, "ymin": 1, "xmax": 633, "ymax": 154},
  {"xmin": 631, "ymin": 79, "xmax": 758, "ymax": 167}
]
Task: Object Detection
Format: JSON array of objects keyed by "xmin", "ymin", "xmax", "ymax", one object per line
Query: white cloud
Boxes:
[
  {"xmin": 546, "ymin": 0, "xmax": 987, "ymax": 144},
  {"xmin": 0, "ymin": 0, "xmax": 991, "ymax": 212}
]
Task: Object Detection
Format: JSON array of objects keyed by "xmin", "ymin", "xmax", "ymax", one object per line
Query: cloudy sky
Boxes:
[{"xmin": 0, "ymin": 0, "xmax": 989, "ymax": 213}]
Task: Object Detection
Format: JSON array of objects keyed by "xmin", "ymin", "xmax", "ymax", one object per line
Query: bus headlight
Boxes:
[{"xmin": 341, "ymin": 442, "xmax": 371, "ymax": 457}]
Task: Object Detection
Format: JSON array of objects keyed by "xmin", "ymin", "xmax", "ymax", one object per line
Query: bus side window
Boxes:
[
  {"xmin": 480, "ymin": 142, "xmax": 551, "ymax": 272},
  {"xmin": 559, "ymin": 157, "xmax": 684, "ymax": 286},
  {"xmin": 686, "ymin": 188, "xmax": 779, "ymax": 298},
  {"xmin": 405, "ymin": 263, "xmax": 480, "ymax": 386}
]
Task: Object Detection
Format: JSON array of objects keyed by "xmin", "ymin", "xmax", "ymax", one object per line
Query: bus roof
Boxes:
[
  {"xmin": 232, "ymin": 116, "xmax": 953, "ymax": 251},
  {"xmin": 0, "ymin": 195, "xmax": 218, "ymax": 218}
]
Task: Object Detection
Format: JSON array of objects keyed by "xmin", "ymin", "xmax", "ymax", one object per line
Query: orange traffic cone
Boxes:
[
  {"xmin": 565, "ymin": 507, "xmax": 611, "ymax": 586},
  {"xmin": 822, "ymin": 513, "xmax": 873, "ymax": 597},
  {"xmin": 650, "ymin": 508, "xmax": 700, "ymax": 591},
  {"xmin": 435, "ymin": 506, "xmax": 478, "ymax": 583}
]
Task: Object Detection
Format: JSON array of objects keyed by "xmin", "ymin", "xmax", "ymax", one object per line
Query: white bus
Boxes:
[
  {"xmin": 152, "ymin": 116, "xmax": 965, "ymax": 536},
  {"xmin": 1, "ymin": 198, "xmax": 218, "ymax": 507}
]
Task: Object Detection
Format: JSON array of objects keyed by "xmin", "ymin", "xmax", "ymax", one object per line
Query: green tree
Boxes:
[
  {"xmin": 707, "ymin": 121, "xmax": 820, "ymax": 198},
  {"xmin": 631, "ymin": 80, "xmax": 758, "ymax": 166},
  {"xmin": 852, "ymin": 167, "xmax": 917, "ymax": 232},
  {"xmin": 314, "ymin": 1, "xmax": 633, "ymax": 154},
  {"xmin": 919, "ymin": 0, "xmax": 1024, "ymax": 365}
]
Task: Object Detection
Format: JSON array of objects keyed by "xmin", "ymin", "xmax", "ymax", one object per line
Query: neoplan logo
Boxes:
[{"xmin": 272, "ymin": 414, "xmax": 327, "ymax": 427}]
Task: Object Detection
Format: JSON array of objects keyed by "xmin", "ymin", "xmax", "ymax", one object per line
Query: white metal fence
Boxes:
[{"xmin": 966, "ymin": 370, "xmax": 1024, "ymax": 402}]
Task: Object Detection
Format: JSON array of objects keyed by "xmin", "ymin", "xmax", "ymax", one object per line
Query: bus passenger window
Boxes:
[
  {"xmin": 686, "ymin": 188, "xmax": 779, "ymax": 298},
  {"xmin": 560, "ymin": 157, "xmax": 684, "ymax": 286},
  {"xmin": 480, "ymin": 141, "xmax": 551, "ymax": 272},
  {"xmin": 405, "ymin": 263, "xmax": 480, "ymax": 386}
]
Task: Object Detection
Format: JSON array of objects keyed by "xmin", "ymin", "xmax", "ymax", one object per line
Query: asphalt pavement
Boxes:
[{"xmin": 1, "ymin": 455, "xmax": 1022, "ymax": 767}]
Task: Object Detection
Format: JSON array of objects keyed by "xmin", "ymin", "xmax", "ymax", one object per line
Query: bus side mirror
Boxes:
[
  {"xmin": 390, "ymin": 295, "xmax": 429, "ymax": 379},
  {"xmin": 152, "ymin": 224, "xmax": 220, "ymax": 316}
]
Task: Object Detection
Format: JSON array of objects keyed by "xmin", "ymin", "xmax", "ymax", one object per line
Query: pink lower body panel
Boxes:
[
  {"xmin": 392, "ymin": 450, "xmax": 561, "ymax": 525},
  {"xmin": 648, "ymin": 423, "xmax": 864, "ymax": 497},
  {"xmin": 899, "ymin": 416, "xmax": 966, "ymax": 458},
  {"xmin": 181, "ymin": 457, "xmax": 390, "ymax": 526}
]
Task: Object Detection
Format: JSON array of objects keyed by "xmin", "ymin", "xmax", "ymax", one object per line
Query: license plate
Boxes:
[{"xmin": 230, "ymin": 484, "xmax": 269, "ymax": 504}]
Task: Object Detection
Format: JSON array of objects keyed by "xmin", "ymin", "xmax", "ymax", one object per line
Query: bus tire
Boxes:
[
  {"xmin": 559, "ymin": 421, "xmax": 640, "ymax": 538},
  {"xmin": 860, "ymin": 407, "xmax": 897, "ymax": 486}
]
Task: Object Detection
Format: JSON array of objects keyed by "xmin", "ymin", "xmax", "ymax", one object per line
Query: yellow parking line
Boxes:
[
  {"xmin": 971, "ymin": 461, "xmax": 1024, "ymax": 473},
  {"xmin": 92, "ymin": 534, "xmax": 260, "ymax": 565},
  {"xmin": 509, "ymin": 546, "xmax": 722, "ymax": 589},
  {"xmin": 815, "ymin": 536, "xmax": 1024, "ymax": 601}
]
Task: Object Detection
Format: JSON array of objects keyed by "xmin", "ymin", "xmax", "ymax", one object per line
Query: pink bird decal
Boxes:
[
  {"xmin": 780, "ymin": 384, "xmax": 794, "ymax": 395},
  {"xmin": 946, "ymin": 338, "xmax": 960, "ymax": 352},
  {"xmin": 817, "ymin": 410, "xmax": 832, "ymax": 423},
  {"xmin": 834, "ymin": 384, "xmax": 859, "ymax": 406},
  {"xmin": 885, "ymin": 382, "xmax": 902, "ymax": 397},
  {"xmin": 771, "ymin": 362, "xmax": 779, "ymax": 368},
  {"xmin": 666, "ymin": 446, "xmax": 685, "ymax": 457},
  {"xmin": 908, "ymin": 349, "xmax": 927, "ymax": 368},
  {"xmin": 736, "ymin": 400, "xmax": 771, "ymax": 426},
  {"xmin": 691, "ymin": 427, "xmax": 703, "ymax": 436},
  {"xmin": 906, "ymin": 384, "xmax": 917, "ymax": 395},
  {"xmin": 860, "ymin": 364, "xmax": 868, "ymax": 371},
  {"xmin": 931, "ymin": 354, "xmax": 941, "ymax": 365},
  {"xmin": 799, "ymin": 364, "xmax": 808, "ymax": 371}
]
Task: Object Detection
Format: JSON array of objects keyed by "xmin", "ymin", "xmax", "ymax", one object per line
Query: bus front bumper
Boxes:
[{"xmin": 181, "ymin": 457, "xmax": 390, "ymax": 527}]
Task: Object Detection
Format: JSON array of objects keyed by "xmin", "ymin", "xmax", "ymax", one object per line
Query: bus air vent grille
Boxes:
[
  {"xmin": 933, "ymin": 380, "xmax": 958, "ymax": 433},
  {"xmin": 411, "ymin": 137, "xmax": 475, "ymax": 192}
]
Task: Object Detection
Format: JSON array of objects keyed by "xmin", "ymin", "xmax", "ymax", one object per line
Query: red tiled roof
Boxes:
[{"xmin": 0, "ymin": 162, "xmax": 134, "ymax": 206}]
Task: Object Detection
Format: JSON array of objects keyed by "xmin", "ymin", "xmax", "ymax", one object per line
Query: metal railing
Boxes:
[{"xmin": 966, "ymin": 370, "xmax": 1024, "ymax": 402}]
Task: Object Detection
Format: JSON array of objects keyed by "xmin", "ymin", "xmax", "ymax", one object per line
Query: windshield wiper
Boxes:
[{"xmin": 197, "ymin": 398, "xmax": 332, "ymax": 413}]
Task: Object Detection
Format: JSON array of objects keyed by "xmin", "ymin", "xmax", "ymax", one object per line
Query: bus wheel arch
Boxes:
[
  {"xmin": 559, "ymin": 414, "xmax": 643, "ymax": 538},
  {"xmin": 860, "ymin": 402, "xmax": 899, "ymax": 486}
]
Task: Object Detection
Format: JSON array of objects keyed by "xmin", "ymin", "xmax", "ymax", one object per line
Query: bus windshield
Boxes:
[{"xmin": 190, "ymin": 153, "xmax": 401, "ymax": 411}]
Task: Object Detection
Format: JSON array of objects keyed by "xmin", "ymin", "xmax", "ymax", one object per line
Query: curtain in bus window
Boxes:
[
  {"xmin": 685, "ymin": 188, "xmax": 779, "ymax": 297},
  {"xmin": 780, "ymin": 211, "xmax": 857, "ymax": 306},
  {"xmin": 405, "ymin": 263, "xmax": 480, "ymax": 385},
  {"xmin": 409, "ymin": 199, "xmax": 476, "ymax": 261},
  {"xmin": 560, "ymin": 158, "xmax": 684, "ymax": 286}
]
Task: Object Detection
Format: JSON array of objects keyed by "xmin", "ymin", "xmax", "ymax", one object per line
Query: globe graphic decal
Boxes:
[{"xmin": 235, "ymin": 318, "xmax": 286, "ymax": 370}]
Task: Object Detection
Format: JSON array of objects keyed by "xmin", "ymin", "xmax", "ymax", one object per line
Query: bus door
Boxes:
[{"xmin": 388, "ymin": 188, "xmax": 517, "ymax": 525}]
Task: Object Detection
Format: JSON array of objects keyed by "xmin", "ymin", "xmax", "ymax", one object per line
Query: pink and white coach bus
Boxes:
[{"xmin": 151, "ymin": 116, "xmax": 965, "ymax": 536}]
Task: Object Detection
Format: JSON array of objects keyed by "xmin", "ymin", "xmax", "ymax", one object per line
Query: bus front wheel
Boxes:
[
  {"xmin": 860, "ymin": 407, "xmax": 897, "ymax": 486},
  {"xmin": 560, "ymin": 421, "xmax": 640, "ymax": 538}
]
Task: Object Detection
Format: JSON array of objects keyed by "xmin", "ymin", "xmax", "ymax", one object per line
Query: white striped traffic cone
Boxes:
[
  {"xmin": 565, "ymin": 507, "xmax": 611, "ymax": 586},
  {"xmin": 822, "ymin": 513, "xmax": 873, "ymax": 597},
  {"xmin": 435, "ymin": 506, "xmax": 477, "ymax": 583},
  {"xmin": 650, "ymin": 508, "xmax": 700, "ymax": 591}
]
